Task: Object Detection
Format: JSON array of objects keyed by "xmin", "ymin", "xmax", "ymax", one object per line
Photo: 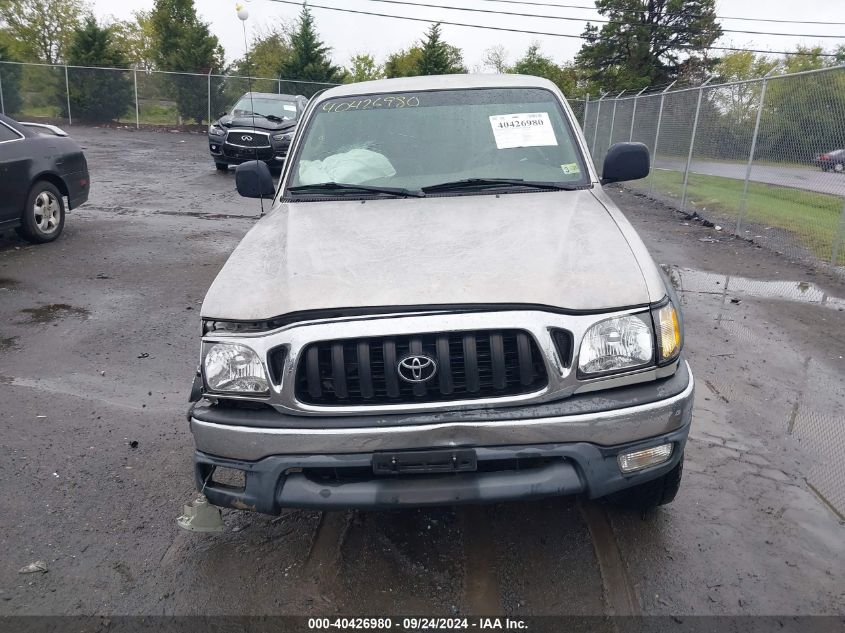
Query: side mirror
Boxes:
[
  {"xmin": 235, "ymin": 161, "xmax": 275, "ymax": 198},
  {"xmin": 601, "ymin": 142, "xmax": 650, "ymax": 185}
]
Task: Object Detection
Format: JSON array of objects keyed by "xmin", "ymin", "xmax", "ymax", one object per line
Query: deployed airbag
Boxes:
[{"xmin": 298, "ymin": 148, "xmax": 396, "ymax": 185}]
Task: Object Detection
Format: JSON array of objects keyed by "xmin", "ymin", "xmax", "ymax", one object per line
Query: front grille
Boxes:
[
  {"xmin": 225, "ymin": 131, "xmax": 270, "ymax": 148},
  {"xmin": 223, "ymin": 145, "xmax": 273, "ymax": 160},
  {"xmin": 293, "ymin": 330, "xmax": 548, "ymax": 406}
]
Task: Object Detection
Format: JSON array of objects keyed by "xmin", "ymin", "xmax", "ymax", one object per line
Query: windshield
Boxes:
[
  {"xmin": 287, "ymin": 88, "xmax": 589, "ymax": 196},
  {"xmin": 232, "ymin": 96, "xmax": 299, "ymax": 120}
]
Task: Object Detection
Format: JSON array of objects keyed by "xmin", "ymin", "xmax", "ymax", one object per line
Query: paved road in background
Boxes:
[
  {"xmin": 0, "ymin": 126, "xmax": 842, "ymax": 619},
  {"xmin": 655, "ymin": 157, "xmax": 845, "ymax": 197}
]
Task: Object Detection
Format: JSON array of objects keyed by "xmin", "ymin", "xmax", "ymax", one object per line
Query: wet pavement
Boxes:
[
  {"xmin": 0, "ymin": 127, "xmax": 842, "ymax": 618},
  {"xmin": 655, "ymin": 158, "xmax": 845, "ymax": 197}
]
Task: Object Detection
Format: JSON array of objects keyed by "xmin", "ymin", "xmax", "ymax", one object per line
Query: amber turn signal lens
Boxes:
[{"xmin": 656, "ymin": 304, "xmax": 680, "ymax": 361}]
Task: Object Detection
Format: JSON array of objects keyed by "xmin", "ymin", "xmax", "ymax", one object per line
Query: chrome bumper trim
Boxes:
[
  {"xmin": 191, "ymin": 363, "xmax": 694, "ymax": 460},
  {"xmin": 202, "ymin": 307, "xmax": 677, "ymax": 416}
]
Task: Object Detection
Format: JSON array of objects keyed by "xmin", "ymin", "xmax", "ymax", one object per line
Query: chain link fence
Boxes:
[
  {"xmin": 0, "ymin": 60, "xmax": 340, "ymax": 129},
  {"xmin": 574, "ymin": 64, "xmax": 845, "ymax": 273}
]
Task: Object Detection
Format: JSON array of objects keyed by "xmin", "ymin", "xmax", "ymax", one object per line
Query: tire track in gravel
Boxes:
[
  {"xmin": 457, "ymin": 506, "xmax": 504, "ymax": 615},
  {"xmin": 305, "ymin": 510, "xmax": 354, "ymax": 579},
  {"xmin": 577, "ymin": 500, "xmax": 640, "ymax": 616}
]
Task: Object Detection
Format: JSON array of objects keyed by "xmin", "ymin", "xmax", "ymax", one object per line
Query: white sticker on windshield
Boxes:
[
  {"xmin": 283, "ymin": 104, "xmax": 297, "ymax": 112},
  {"xmin": 489, "ymin": 112, "xmax": 557, "ymax": 149}
]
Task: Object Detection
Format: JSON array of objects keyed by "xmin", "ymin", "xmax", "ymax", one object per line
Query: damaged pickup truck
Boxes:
[{"xmin": 188, "ymin": 74, "xmax": 694, "ymax": 515}]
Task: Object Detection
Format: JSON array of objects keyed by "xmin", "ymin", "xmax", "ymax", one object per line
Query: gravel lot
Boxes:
[{"xmin": 0, "ymin": 126, "xmax": 843, "ymax": 619}]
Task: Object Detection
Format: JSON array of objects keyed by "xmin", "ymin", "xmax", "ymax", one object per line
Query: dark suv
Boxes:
[{"xmin": 208, "ymin": 92, "xmax": 308, "ymax": 171}]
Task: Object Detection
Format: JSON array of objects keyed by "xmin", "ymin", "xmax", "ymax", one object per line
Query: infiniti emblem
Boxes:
[
  {"xmin": 240, "ymin": 135, "xmax": 253, "ymax": 141},
  {"xmin": 398, "ymin": 355, "xmax": 437, "ymax": 383}
]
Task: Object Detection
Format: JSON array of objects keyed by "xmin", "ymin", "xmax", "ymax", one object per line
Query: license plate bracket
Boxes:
[{"xmin": 373, "ymin": 449, "xmax": 478, "ymax": 475}]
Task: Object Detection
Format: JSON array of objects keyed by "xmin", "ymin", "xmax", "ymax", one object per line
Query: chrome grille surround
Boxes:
[
  {"xmin": 200, "ymin": 308, "xmax": 679, "ymax": 417},
  {"xmin": 224, "ymin": 129, "xmax": 271, "ymax": 149}
]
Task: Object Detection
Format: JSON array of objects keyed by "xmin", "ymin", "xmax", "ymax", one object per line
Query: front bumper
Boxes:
[
  {"xmin": 190, "ymin": 363, "xmax": 693, "ymax": 513},
  {"xmin": 209, "ymin": 136, "xmax": 289, "ymax": 166}
]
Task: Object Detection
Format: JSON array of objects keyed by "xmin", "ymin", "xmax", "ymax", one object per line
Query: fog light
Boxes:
[
  {"xmin": 210, "ymin": 144, "xmax": 218, "ymax": 150},
  {"xmin": 618, "ymin": 443, "xmax": 673, "ymax": 473}
]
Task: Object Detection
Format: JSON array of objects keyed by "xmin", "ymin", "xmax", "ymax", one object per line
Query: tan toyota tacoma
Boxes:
[{"xmin": 187, "ymin": 74, "xmax": 694, "ymax": 514}]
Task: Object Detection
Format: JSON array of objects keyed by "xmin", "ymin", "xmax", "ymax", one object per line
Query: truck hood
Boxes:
[{"xmin": 202, "ymin": 190, "xmax": 656, "ymax": 321}]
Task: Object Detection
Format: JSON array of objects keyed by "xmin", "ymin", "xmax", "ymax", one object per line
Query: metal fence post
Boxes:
[
  {"xmin": 278, "ymin": 76, "xmax": 282, "ymax": 94},
  {"xmin": 832, "ymin": 199, "xmax": 845, "ymax": 267},
  {"xmin": 607, "ymin": 90, "xmax": 625, "ymax": 149},
  {"xmin": 736, "ymin": 74, "xmax": 772, "ymax": 235},
  {"xmin": 583, "ymin": 93, "xmax": 590, "ymax": 132},
  {"xmin": 207, "ymin": 68, "xmax": 212, "ymax": 125},
  {"xmin": 680, "ymin": 77, "xmax": 713, "ymax": 214},
  {"xmin": 64, "ymin": 64, "xmax": 72, "ymax": 126},
  {"xmin": 0, "ymin": 67, "xmax": 5, "ymax": 115},
  {"xmin": 133, "ymin": 68, "xmax": 140, "ymax": 128},
  {"xmin": 591, "ymin": 93, "xmax": 607, "ymax": 157},
  {"xmin": 629, "ymin": 86, "xmax": 648, "ymax": 142},
  {"xmin": 649, "ymin": 81, "xmax": 675, "ymax": 194}
]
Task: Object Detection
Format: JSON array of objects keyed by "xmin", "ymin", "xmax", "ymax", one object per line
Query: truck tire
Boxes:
[
  {"xmin": 609, "ymin": 454, "xmax": 683, "ymax": 511},
  {"xmin": 16, "ymin": 180, "xmax": 66, "ymax": 244}
]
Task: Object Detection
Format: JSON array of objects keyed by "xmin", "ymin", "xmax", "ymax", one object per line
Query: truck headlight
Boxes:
[
  {"xmin": 208, "ymin": 124, "xmax": 225, "ymax": 136},
  {"xmin": 203, "ymin": 342, "xmax": 269, "ymax": 394},
  {"xmin": 653, "ymin": 302, "xmax": 681, "ymax": 363},
  {"xmin": 578, "ymin": 313, "xmax": 653, "ymax": 376},
  {"xmin": 271, "ymin": 132, "xmax": 293, "ymax": 142}
]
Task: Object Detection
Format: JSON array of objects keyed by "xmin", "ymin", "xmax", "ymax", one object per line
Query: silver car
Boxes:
[{"xmin": 189, "ymin": 74, "xmax": 694, "ymax": 514}]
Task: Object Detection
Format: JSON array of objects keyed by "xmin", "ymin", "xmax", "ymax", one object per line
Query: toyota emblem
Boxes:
[
  {"xmin": 398, "ymin": 355, "xmax": 437, "ymax": 383},
  {"xmin": 240, "ymin": 135, "xmax": 253, "ymax": 141}
]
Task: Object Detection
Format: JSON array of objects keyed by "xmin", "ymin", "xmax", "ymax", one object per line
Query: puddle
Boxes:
[
  {"xmin": 0, "ymin": 336, "xmax": 18, "ymax": 352},
  {"xmin": 0, "ymin": 277, "xmax": 20, "ymax": 289},
  {"xmin": 667, "ymin": 263, "xmax": 845, "ymax": 519},
  {"xmin": 663, "ymin": 265, "xmax": 845, "ymax": 311},
  {"xmin": 19, "ymin": 304, "xmax": 90, "ymax": 324}
]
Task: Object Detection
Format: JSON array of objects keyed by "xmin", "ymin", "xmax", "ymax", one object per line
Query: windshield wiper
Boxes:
[
  {"xmin": 287, "ymin": 182, "xmax": 425, "ymax": 198},
  {"xmin": 421, "ymin": 178, "xmax": 588, "ymax": 194},
  {"xmin": 235, "ymin": 111, "xmax": 282, "ymax": 122}
]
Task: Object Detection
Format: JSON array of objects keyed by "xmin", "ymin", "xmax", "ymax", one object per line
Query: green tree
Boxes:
[
  {"xmin": 511, "ymin": 43, "xmax": 578, "ymax": 95},
  {"xmin": 344, "ymin": 53, "xmax": 383, "ymax": 83},
  {"xmin": 384, "ymin": 26, "xmax": 464, "ymax": 79},
  {"xmin": 62, "ymin": 17, "xmax": 133, "ymax": 122},
  {"xmin": 711, "ymin": 51, "xmax": 779, "ymax": 125},
  {"xmin": 575, "ymin": 0, "xmax": 721, "ymax": 92},
  {"xmin": 0, "ymin": 36, "xmax": 23, "ymax": 114},
  {"xmin": 384, "ymin": 47, "xmax": 423, "ymax": 78},
  {"xmin": 278, "ymin": 5, "xmax": 344, "ymax": 94},
  {"xmin": 234, "ymin": 22, "xmax": 293, "ymax": 80},
  {"xmin": 417, "ymin": 23, "xmax": 465, "ymax": 75},
  {"xmin": 758, "ymin": 46, "xmax": 845, "ymax": 162},
  {"xmin": 150, "ymin": 0, "xmax": 224, "ymax": 123},
  {"xmin": 0, "ymin": 0, "xmax": 90, "ymax": 63},
  {"xmin": 109, "ymin": 11, "xmax": 157, "ymax": 70},
  {"xmin": 782, "ymin": 45, "xmax": 827, "ymax": 74}
]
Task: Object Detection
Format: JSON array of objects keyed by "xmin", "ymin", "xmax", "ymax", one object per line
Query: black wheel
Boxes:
[
  {"xmin": 609, "ymin": 454, "xmax": 683, "ymax": 511},
  {"xmin": 16, "ymin": 181, "xmax": 65, "ymax": 244},
  {"xmin": 215, "ymin": 162, "xmax": 229, "ymax": 172},
  {"xmin": 821, "ymin": 164, "xmax": 830, "ymax": 172}
]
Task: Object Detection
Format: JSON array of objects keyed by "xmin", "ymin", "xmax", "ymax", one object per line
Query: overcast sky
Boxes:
[{"xmin": 90, "ymin": 0, "xmax": 845, "ymax": 73}]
